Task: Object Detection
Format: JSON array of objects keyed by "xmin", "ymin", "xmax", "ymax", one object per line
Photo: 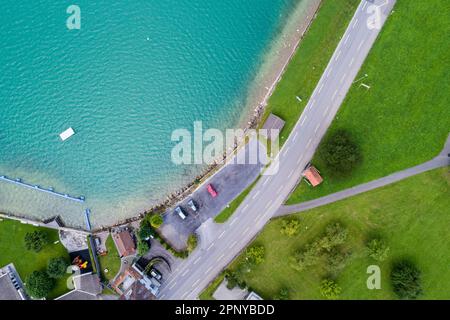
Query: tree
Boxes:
[
  {"xmin": 150, "ymin": 214, "xmax": 164, "ymax": 229},
  {"xmin": 24, "ymin": 230, "xmax": 48, "ymax": 253},
  {"xmin": 245, "ymin": 245, "xmax": 265, "ymax": 265},
  {"xmin": 26, "ymin": 271, "xmax": 54, "ymax": 299},
  {"xmin": 138, "ymin": 218, "xmax": 155, "ymax": 241},
  {"xmin": 366, "ymin": 238, "xmax": 390, "ymax": 262},
  {"xmin": 320, "ymin": 222, "xmax": 348, "ymax": 251},
  {"xmin": 390, "ymin": 261, "xmax": 422, "ymax": 299},
  {"xmin": 325, "ymin": 248, "xmax": 350, "ymax": 274},
  {"xmin": 47, "ymin": 257, "xmax": 69, "ymax": 279},
  {"xmin": 318, "ymin": 129, "xmax": 361, "ymax": 176},
  {"xmin": 289, "ymin": 242, "xmax": 321, "ymax": 272},
  {"xmin": 280, "ymin": 218, "xmax": 301, "ymax": 237},
  {"xmin": 137, "ymin": 239, "xmax": 151, "ymax": 256},
  {"xmin": 320, "ymin": 279, "xmax": 341, "ymax": 300}
]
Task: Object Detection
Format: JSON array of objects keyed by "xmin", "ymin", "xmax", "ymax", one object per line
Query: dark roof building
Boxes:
[
  {"xmin": 261, "ymin": 114, "xmax": 285, "ymax": 141},
  {"xmin": 0, "ymin": 264, "xmax": 27, "ymax": 300},
  {"xmin": 55, "ymin": 272, "xmax": 102, "ymax": 300}
]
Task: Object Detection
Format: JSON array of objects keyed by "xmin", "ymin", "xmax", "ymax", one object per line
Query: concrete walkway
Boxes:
[{"xmin": 276, "ymin": 134, "xmax": 450, "ymax": 217}]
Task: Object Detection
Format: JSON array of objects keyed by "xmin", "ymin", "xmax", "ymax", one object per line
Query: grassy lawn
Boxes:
[
  {"xmin": 98, "ymin": 234, "xmax": 121, "ymax": 282},
  {"xmin": 225, "ymin": 168, "xmax": 450, "ymax": 299},
  {"xmin": 199, "ymin": 273, "xmax": 225, "ymax": 300},
  {"xmin": 214, "ymin": 176, "xmax": 261, "ymax": 223},
  {"xmin": 260, "ymin": 0, "xmax": 360, "ymax": 146},
  {"xmin": 0, "ymin": 218, "xmax": 71, "ymax": 299},
  {"xmin": 288, "ymin": 0, "xmax": 450, "ymax": 204}
]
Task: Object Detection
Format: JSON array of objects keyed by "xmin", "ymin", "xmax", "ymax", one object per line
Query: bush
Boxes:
[
  {"xmin": 390, "ymin": 261, "xmax": 422, "ymax": 299},
  {"xmin": 325, "ymin": 248, "xmax": 350, "ymax": 274},
  {"xmin": 225, "ymin": 270, "xmax": 246, "ymax": 290},
  {"xmin": 318, "ymin": 129, "xmax": 361, "ymax": 176},
  {"xmin": 320, "ymin": 279, "xmax": 341, "ymax": 300},
  {"xmin": 274, "ymin": 287, "xmax": 290, "ymax": 300},
  {"xmin": 245, "ymin": 245, "xmax": 265, "ymax": 265},
  {"xmin": 24, "ymin": 230, "xmax": 48, "ymax": 253},
  {"xmin": 26, "ymin": 271, "xmax": 54, "ymax": 299},
  {"xmin": 47, "ymin": 257, "xmax": 69, "ymax": 279},
  {"xmin": 289, "ymin": 242, "xmax": 321, "ymax": 272},
  {"xmin": 320, "ymin": 222, "xmax": 348, "ymax": 251},
  {"xmin": 187, "ymin": 234, "xmax": 198, "ymax": 253},
  {"xmin": 280, "ymin": 218, "xmax": 301, "ymax": 237},
  {"xmin": 366, "ymin": 238, "xmax": 390, "ymax": 262},
  {"xmin": 138, "ymin": 217, "xmax": 155, "ymax": 241},
  {"xmin": 137, "ymin": 239, "xmax": 151, "ymax": 256},
  {"xmin": 149, "ymin": 214, "xmax": 164, "ymax": 229}
]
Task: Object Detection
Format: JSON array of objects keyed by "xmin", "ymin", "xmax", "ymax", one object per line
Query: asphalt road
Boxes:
[{"xmin": 158, "ymin": 0, "xmax": 396, "ymax": 300}]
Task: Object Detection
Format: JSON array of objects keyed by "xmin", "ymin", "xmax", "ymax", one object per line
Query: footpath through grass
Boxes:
[
  {"xmin": 225, "ymin": 168, "xmax": 450, "ymax": 299},
  {"xmin": 98, "ymin": 234, "xmax": 121, "ymax": 282},
  {"xmin": 288, "ymin": 0, "xmax": 450, "ymax": 204},
  {"xmin": 260, "ymin": 0, "xmax": 360, "ymax": 146},
  {"xmin": 0, "ymin": 218, "xmax": 71, "ymax": 299}
]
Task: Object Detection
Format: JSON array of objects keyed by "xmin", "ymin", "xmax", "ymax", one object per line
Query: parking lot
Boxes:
[{"xmin": 159, "ymin": 138, "xmax": 267, "ymax": 251}]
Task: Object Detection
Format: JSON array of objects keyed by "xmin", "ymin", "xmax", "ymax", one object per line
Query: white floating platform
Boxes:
[{"xmin": 60, "ymin": 127, "xmax": 75, "ymax": 141}]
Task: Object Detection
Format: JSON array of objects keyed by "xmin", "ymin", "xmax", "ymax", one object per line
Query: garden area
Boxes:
[
  {"xmin": 0, "ymin": 218, "xmax": 71, "ymax": 299},
  {"xmin": 288, "ymin": 0, "xmax": 450, "ymax": 204},
  {"xmin": 98, "ymin": 235, "xmax": 121, "ymax": 282},
  {"xmin": 215, "ymin": 168, "xmax": 450, "ymax": 299}
]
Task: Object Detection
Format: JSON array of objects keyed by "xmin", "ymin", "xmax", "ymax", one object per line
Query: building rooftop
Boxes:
[
  {"xmin": 303, "ymin": 165, "xmax": 323, "ymax": 187},
  {"xmin": 113, "ymin": 230, "xmax": 136, "ymax": 257},
  {"xmin": 0, "ymin": 264, "xmax": 27, "ymax": 300},
  {"xmin": 55, "ymin": 272, "xmax": 102, "ymax": 300}
]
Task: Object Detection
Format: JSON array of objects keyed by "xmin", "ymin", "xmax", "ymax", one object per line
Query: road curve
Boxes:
[{"xmin": 158, "ymin": 0, "xmax": 396, "ymax": 300}]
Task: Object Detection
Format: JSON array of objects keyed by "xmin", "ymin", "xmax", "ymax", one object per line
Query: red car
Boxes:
[{"xmin": 207, "ymin": 184, "xmax": 218, "ymax": 198}]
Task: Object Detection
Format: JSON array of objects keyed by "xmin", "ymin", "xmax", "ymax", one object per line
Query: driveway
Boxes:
[{"xmin": 159, "ymin": 137, "xmax": 266, "ymax": 250}]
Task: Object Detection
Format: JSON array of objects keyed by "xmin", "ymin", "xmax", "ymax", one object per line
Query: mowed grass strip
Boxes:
[
  {"xmin": 98, "ymin": 234, "xmax": 121, "ymax": 282},
  {"xmin": 288, "ymin": 0, "xmax": 450, "ymax": 204},
  {"xmin": 226, "ymin": 168, "xmax": 450, "ymax": 299},
  {"xmin": 260, "ymin": 0, "xmax": 360, "ymax": 146},
  {"xmin": 0, "ymin": 218, "xmax": 71, "ymax": 299}
]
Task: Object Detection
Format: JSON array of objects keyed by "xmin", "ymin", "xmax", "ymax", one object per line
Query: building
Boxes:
[
  {"xmin": 0, "ymin": 264, "xmax": 27, "ymax": 300},
  {"xmin": 303, "ymin": 165, "xmax": 323, "ymax": 187},
  {"xmin": 246, "ymin": 291, "xmax": 263, "ymax": 300},
  {"xmin": 113, "ymin": 229, "xmax": 136, "ymax": 257},
  {"xmin": 261, "ymin": 113, "xmax": 285, "ymax": 141},
  {"xmin": 112, "ymin": 262, "xmax": 159, "ymax": 300},
  {"xmin": 55, "ymin": 272, "xmax": 102, "ymax": 300}
]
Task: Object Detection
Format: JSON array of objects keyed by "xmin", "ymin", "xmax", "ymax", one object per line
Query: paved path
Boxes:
[
  {"xmin": 276, "ymin": 135, "xmax": 450, "ymax": 216},
  {"xmin": 158, "ymin": 0, "xmax": 396, "ymax": 300}
]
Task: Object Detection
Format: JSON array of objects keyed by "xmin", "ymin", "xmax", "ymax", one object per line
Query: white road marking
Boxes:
[
  {"xmin": 283, "ymin": 146, "xmax": 290, "ymax": 156},
  {"xmin": 335, "ymin": 50, "xmax": 341, "ymax": 61},
  {"xmin": 287, "ymin": 169, "xmax": 294, "ymax": 178},
  {"xmin": 357, "ymin": 39, "xmax": 365, "ymax": 52},
  {"xmin": 229, "ymin": 240, "xmax": 238, "ymax": 249},
  {"xmin": 349, "ymin": 57, "xmax": 355, "ymax": 67},
  {"xmin": 332, "ymin": 89, "xmax": 338, "ymax": 101},
  {"xmin": 206, "ymin": 243, "xmax": 214, "ymax": 251},
  {"xmin": 314, "ymin": 123, "xmax": 320, "ymax": 133},
  {"xmin": 264, "ymin": 200, "xmax": 273, "ymax": 209},
  {"xmin": 205, "ymin": 266, "xmax": 213, "ymax": 275},
  {"xmin": 318, "ymin": 83, "xmax": 324, "ymax": 94},
  {"xmin": 310, "ymin": 99, "xmax": 316, "ymax": 109},
  {"xmin": 217, "ymin": 254, "xmax": 225, "ymax": 262},
  {"xmin": 262, "ymin": 177, "xmax": 270, "ymax": 187},
  {"xmin": 218, "ymin": 231, "xmax": 226, "ymax": 239},
  {"xmin": 230, "ymin": 217, "xmax": 238, "ymax": 226},
  {"xmin": 344, "ymin": 34, "xmax": 350, "ymax": 45},
  {"xmin": 242, "ymin": 204, "xmax": 249, "ymax": 211},
  {"xmin": 277, "ymin": 185, "xmax": 284, "ymax": 194},
  {"xmin": 327, "ymin": 66, "xmax": 333, "ymax": 78},
  {"xmin": 243, "ymin": 226, "xmax": 250, "ymax": 234},
  {"xmin": 352, "ymin": 18, "xmax": 359, "ymax": 29},
  {"xmin": 300, "ymin": 115, "xmax": 308, "ymax": 126},
  {"xmin": 252, "ymin": 190, "xmax": 260, "ymax": 200},
  {"xmin": 362, "ymin": 2, "xmax": 367, "ymax": 10},
  {"xmin": 193, "ymin": 257, "xmax": 201, "ymax": 265},
  {"xmin": 181, "ymin": 291, "xmax": 189, "ymax": 299},
  {"xmin": 160, "ymin": 294, "xmax": 166, "ymax": 299},
  {"xmin": 169, "ymin": 282, "xmax": 177, "ymax": 290},
  {"xmin": 340, "ymin": 73, "xmax": 346, "ymax": 84},
  {"xmin": 306, "ymin": 139, "xmax": 312, "ymax": 149},
  {"xmin": 192, "ymin": 279, "xmax": 200, "ymax": 288},
  {"xmin": 293, "ymin": 131, "xmax": 298, "ymax": 141},
  {"xmin": 181, "ymin": 269, "xmax": 190, "ymax": 277},
  {"xmin": 297, "ymin": 156, "xmax": 303, "ymax": 165}
]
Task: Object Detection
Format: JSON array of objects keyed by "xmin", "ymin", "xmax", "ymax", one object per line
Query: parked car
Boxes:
[
  {"xmin": 175, "ymin": 206, "xmax": 187, "ymax": 220},
  {"xmin": 207, "ymin": 184, "xmax": 218, "ymax": 198},
  {"xmin": 149, "ymin": 268, "xmax": 162, "ymax": 281},
  {"xmin": 187, "ymin": 199, "xmax": 197, "ymax": 212}
]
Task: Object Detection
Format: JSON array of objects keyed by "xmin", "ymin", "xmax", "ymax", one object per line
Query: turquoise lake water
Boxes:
[{"xmin": 0, "ymin": 0, "xmax": 300, "ymax": 228}]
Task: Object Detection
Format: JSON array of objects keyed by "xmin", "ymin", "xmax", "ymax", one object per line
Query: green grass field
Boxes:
[
  {"xmin": 288, "ymin": 0, "xmax": 450, "ymax": 204},
  {"xmin": 98, "ymin": 234, "xmax": 121, "ymax": 282},
  {"xmin": 0, "ymin": 218, "xmax": 71, "ymax": 299},
  {"xmin": 224, "ymin": 168, "xmax": 450, "ymax": 299},
  {"xmin": 260, "ymin": 0, "xmax": 360, "ymax": 146}
]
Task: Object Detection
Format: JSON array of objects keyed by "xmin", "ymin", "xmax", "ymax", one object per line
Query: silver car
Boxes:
[
  {"xmin": 187, "ymin": 199, "xmax": 197, "ymax": 212},
  {"xmin": 175, "ymin": 206, "xmax": 187, "ymax": 220}
]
